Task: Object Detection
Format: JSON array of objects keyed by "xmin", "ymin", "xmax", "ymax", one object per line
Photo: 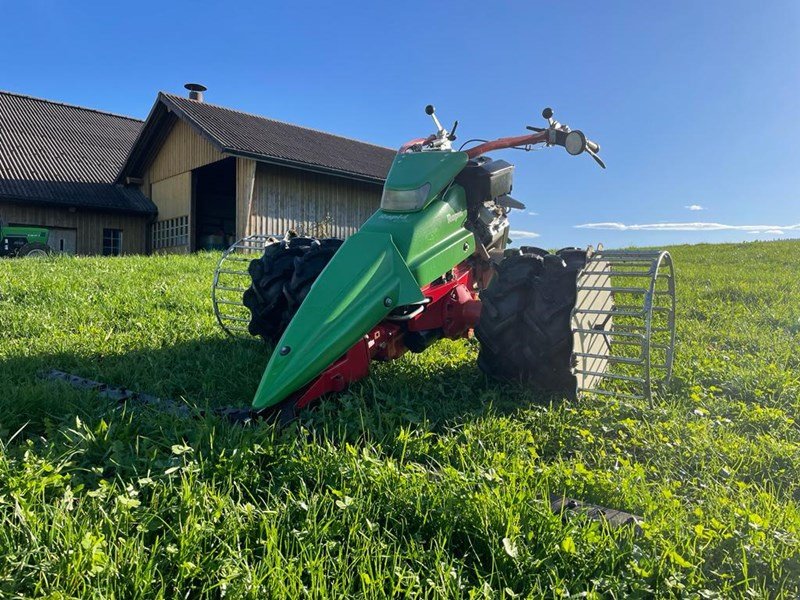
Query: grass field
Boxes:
[{"xmin": 1, "ymin": 239, "xmax": 799, "ymax": 598}]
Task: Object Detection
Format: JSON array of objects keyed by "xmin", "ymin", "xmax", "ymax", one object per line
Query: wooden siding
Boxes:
[
  {"xmin": 150, "ymin": 173, "xmax": 192, "ymax": 253},
  {"xmin": 151, "ymin": 172, "xmax": 192, "ymax": 220},
  {"xmin": 143, "ymin": 119, "xmax": 225, "ymax": 186},
  {"xmin": 247, "ymin": 163, "xmax": 382, "ymax": 239},
  {"xmin": 0, "ymin": 201, "xmax": 149, "ymax": 255},
  {"xmin": 140, "ymin": 118, "xmax": 229, "ymax": 252},
  {"xmin": 235, "ymin": 158, "xmax": 256, "ymax": 239}
]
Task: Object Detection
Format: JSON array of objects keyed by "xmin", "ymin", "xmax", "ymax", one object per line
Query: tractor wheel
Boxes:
[
  {"xmin": 243, "ymin": 237, "xmax": 317, "ymax": 342},
  {"xmin": 18, "ymin": 242, "xmax": 51, "ymax": 258},
  {"xmin": 475, "ymin": 247, "xmax": 588, "ymax": 395},
  {"xmin": 284, "ymin": 238, "xmax": 344, "ymax": 312}
]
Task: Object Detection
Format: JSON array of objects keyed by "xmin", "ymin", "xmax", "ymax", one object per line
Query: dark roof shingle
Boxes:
[
  {"xmin": 119, "ymin": 93, "xmax": 396, "ymax": 184},
  {"xmin": 0, "ymin": 91, "xmax": 156, "ymax": 214}
]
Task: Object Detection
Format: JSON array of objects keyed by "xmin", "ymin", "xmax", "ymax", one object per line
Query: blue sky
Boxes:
[{"xmin": 2, "ymin": 0, "xmax": 798, "ymax": 249}]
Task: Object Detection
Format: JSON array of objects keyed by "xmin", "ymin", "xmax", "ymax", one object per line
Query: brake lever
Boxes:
[
  {"xmin": 586, "ymin": 147, "xmax": 606, "ymax": 169},
  {"xmin": 526, "ymin": 126, "xmax": 546, "ymax": 132}
]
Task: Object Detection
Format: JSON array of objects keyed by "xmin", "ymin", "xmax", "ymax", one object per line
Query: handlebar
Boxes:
[
  {"xmin": 400, "ymin": 105, "xmax": 604, "ymax": 168},
  {"xmin": 464, "ymin": 131, "xmax": 549, "ymax": 159}
]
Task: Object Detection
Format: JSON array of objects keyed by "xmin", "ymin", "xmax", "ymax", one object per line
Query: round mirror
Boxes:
[{"xmin": 565, "ymin": 130, "xmax": 587, "ymax": 155}]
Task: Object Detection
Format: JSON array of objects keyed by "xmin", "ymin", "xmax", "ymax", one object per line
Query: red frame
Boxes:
[{"xmin": 286, "ymin": 261, "xmax": 483, "ymax": 412}]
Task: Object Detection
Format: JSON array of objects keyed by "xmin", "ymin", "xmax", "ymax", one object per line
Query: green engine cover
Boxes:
[
  {"xmin": 251, "ymin": 151, "xmax": 476, "ymax": 411},
  {"xmin": 382, "ymin": 151, "xmax": 469, "ymax": 210}
]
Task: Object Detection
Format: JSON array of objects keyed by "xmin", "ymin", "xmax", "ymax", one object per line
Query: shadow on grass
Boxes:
[{"xmin": 2, "ymin": 335, "xmax": 563, "ymax": 441}]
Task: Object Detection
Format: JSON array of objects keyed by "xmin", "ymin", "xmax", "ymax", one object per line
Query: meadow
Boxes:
[{"xmin": 0, "ymin": 239, "xmax": 799, "ymax": 598}]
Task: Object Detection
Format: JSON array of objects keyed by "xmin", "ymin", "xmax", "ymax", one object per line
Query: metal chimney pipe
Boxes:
[{"xmin": 184, "ymin": 83, "xmax": 207, "ymax": 102}]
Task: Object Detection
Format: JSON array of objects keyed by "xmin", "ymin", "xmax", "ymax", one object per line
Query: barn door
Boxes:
[{"xmin": 48, "ymin": 228, "xmax": 77, "ymax": 254}]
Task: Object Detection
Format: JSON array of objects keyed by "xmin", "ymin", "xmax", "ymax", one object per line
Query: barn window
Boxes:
[
  {"xmin": 103, "ymin": 229, "xmax": 122, "ymax": 256},
  {"xmin": 152, "ymin": 215, "xmax": 189, "ymax": 249}
]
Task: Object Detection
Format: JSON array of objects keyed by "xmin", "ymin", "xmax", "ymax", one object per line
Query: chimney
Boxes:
[{"xmin": 184, "ymin": 83, "xmax": 207, "ymax": 102}]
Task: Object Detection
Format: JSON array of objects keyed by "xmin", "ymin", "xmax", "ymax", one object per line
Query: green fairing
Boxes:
[
  {"xmin": 251, "ymin": 232, "xmax": 424, "ymax": 410},
  {"xmin": 251, "ymin": 152, "xmax": 476, "ymax": 411},
  {"xmin": 382, "ymin": 151, "xmax": 469, "ymax": 208},
  {"xmin": 360, "ymin": 185, "xmax": 474, "ymax": 286}
]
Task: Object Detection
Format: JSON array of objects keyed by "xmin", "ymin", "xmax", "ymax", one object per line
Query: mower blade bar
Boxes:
[
  {"xmin": 40, "ymin": 369, "xmax": 257, "ymax": 423},
  {"xmin": 41, "ymin": 369, "xmax": 193, "ymax": 417},
  {"xmin": 550, "ymin": 494, "xmax": 643, "ymax": 534}
]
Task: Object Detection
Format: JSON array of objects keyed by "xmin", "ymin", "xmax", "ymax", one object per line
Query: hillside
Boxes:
[{"xmin": 1, "ymin": 240, "xmax": 799, "ymax": 597}]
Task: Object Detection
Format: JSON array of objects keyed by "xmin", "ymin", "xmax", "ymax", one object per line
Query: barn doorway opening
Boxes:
[{"xmin": 193, "ymin": 157, "xmax": 236, "ymax": 251}]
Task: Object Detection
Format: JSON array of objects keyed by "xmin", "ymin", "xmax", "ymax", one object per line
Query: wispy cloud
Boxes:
[
  {"xmin": 575, "ymin": 222, "xmax": 800, "ymax": 235},
  {"xmin": 510, "ymin": 230, "xmax": 540, "ymax": 239},
  {"xmin": 685, "ymin": 204, "xmax": 705, "ymax": 211},
  {"xmin": 527, "ymin": 211, "xmax": 539, "ymax": 216}
]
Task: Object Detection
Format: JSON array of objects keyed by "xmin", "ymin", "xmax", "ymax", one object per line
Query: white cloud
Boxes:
[
  {"xmin": 574, "ymin": 222, "xmax": 800, "ymax": 235},
  {"xmin": 509, "ymin": 230, "xmax": 540, "ymax": 238},
  {"xmin": 527, "ymin": 211, "xmax": 539, "ymax": 216},
  {"xmin": 685, "ymin": 204, "xmax": 705, "ymax": 211}
]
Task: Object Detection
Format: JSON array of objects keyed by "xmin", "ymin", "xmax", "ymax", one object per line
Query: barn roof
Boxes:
[
  {"xmin": 0, "ymin": 91, "xmax": 157, "ymax": 214},
  {"xmin": 118, "ymin": 93, "xmax": 397, "ymax": 184}
]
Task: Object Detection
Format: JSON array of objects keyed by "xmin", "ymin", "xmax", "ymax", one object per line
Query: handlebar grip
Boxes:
[{"xmin": 586, "ymin": 138, "xmax": 600, "ymax": 154}]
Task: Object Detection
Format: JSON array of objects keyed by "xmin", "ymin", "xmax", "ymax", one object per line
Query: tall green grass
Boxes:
[{"xmin": 0, "ymin": 240, "xmax": 799, "ymax": 598}]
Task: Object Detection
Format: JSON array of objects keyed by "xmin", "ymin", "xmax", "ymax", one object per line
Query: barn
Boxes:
[
  {"xmin": 117, "ymin": 85, "xmax": 396, "ymax": 253},
  {"xmin": 0, "ymin": 91, "xmax": 155, "ymax": 255},
  {"xmin": 0, "ymin": 85, "xmax": 396, "ymax": 255}
]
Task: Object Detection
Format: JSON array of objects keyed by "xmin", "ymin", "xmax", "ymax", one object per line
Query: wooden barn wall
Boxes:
[
  {"xmin": 151, "ymin": 172, "xmax": 192, "ymax": 221},
  {"xmin": 139, "ymin": 119, "xmax": 228, "ymax": 252},
  {"xmin": 235, "ymin": 157, "xmax": 256, "ymax": 240},
  {"xmin": 141, "ymin": 119, "xmax": 225, "ymax": 188},
  {"xmin": 246, "ymin": 163, "xmax": 382, "ymax": 239},
  {"xmin": 0, "ymin": 202, "xmax": 149, "ymax": 255}
]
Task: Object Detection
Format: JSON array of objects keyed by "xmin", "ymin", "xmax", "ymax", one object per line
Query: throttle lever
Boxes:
[{"xmin": 448, "ymin": 120, "xmax": 459, "ymax": 141}]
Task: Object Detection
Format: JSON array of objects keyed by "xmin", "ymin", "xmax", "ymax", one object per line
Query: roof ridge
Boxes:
[
  {"xmin": 160, "ymin": 92, "xmax": 395, "ymax": 152},
  {"xmin": 0, "ymin": 89, "xmax": 144, "ymax": 123}
]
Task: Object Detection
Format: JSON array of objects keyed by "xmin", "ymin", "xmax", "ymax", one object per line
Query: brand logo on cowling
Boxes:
[{"xmin": 447, "ymin": 210, "xmax": 466, "ymax": 223}]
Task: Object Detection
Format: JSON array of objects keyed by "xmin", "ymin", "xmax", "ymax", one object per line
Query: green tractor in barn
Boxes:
[
  {"xmin": 0, "ymin": 220, "xmax": 51, "ymax": 257},
  {"xmin": 212, "ymin": 106, "xmax": 676, "ymax": 423}
]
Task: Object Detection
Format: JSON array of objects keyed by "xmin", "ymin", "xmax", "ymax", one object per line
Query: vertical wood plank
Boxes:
[
  {"xmin": 250, "ymin": 163, "xmax": 381, "ymax": 239},
  {"xmin": 235, "ymin": 157, "xmax": 257, "ymax": 239}
]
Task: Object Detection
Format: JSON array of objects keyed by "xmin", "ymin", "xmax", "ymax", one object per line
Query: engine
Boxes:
[{"xmin": 455, "ymin": 157, "xmax": 516, "ymax": 250}]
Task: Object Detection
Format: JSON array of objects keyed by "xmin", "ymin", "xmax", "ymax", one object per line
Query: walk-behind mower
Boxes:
[{"xmin": 213, "ymin": 106, "xmax": 676, "ymax": 424}]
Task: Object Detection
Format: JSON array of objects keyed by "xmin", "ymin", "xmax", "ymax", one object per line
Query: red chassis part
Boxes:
[{"xmin": 290, "ymin": 262, "xmax": 482, "ymax": 411}]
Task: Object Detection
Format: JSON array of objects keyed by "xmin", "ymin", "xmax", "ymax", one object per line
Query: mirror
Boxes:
[{"xmin": 565, "ymin": 130, "xmax": 587, "ymax": 155}]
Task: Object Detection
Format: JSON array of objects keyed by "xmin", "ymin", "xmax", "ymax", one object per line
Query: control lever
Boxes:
[
  {"xmin": 448, "ymin": 120, "xmax": 459, "ymax": 141},
  {"xmin": 425, "ymin": 104, "xmax": 445, "ymax": 133},
  {"xmin": 527, "ymin": 107, "xmax": 558, "ymax": 132},
  {"xmin": 586, "ymin": 147, "xmax": 606, "ymax": 169}
]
